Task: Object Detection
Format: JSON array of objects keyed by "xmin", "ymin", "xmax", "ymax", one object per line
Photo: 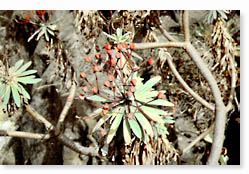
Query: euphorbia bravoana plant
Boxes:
[{"xmin": 79, "ymin": 40, "xmax": 175, "ymax": 145}]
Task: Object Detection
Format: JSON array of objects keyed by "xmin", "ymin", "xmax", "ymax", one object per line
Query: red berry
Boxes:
[
  {"xmin": 174, "ymin": 101, "xmax": 177, "ymax": 105},
  {"xmin": 82, "ymin": 86, "xmax": 88, "ymax": 93},
  {"xmin": 172, "ymin": 107, "xmax": 175, "ymax": 113},
  {"xmin": 85, "ymin": 57, "xmax": 92, "ymax": 63},
  {"xmin": 130, "ymin": 79, "xmax": 136, "ymax": 86},
  {"xmin": 92, "ymin": 87, "xmax": 98, "ymax": 94},
  {"xmin": 122, "ymin": 43, "xmax": 128, "ymax": 48},
  {"xmin": 105, "ymin": 43, "xmax": 111, "ymax": 50},
  {"xmin": 129, "ymin": 44, "xmax": 135, "ymax": 50},
  {"xmin": 157, "ymin": 92, "xmax": 166, "ymax": 99},
  {"xmin": 116, "ymin": 44, "xmax": 122, "ymax": 51},
  {"xmin": 80, "ymin": 72, "xmax": 86, "ymax": 79},
  {"xmin": 95, "ymin": 53, "xmax": 101, "ymax": 59},
  {"xmin": 107, "ymin": 49, "xmax": 112, "ymax": 56},
  {"xmin": 126, "ymin": 91, "xmax": 132, "ymax": 98},
  {"xmin": 108, "ymin": 75, "xmax": 115, "ymax": 82},
  {"xmin": 104, "ymin": 81, "xmax": 111, "ymax": 88},
  {"xmin": 103, "ymin": 103, "xmax": 109, "ymax": 110},
  {"xmin": 126, "ymin": 113, "xmax": 133, "ymax": 119},
  {"xmin": 100, "ymin": 129, "xmax": 107, "ymax": 136},
  {"xmin": 110, "ymin": 59, "xmax": 116, "ymax": 66},
  {"xmin": 148, "ymin": 58, "xmax": 155, "ymax": 65},
  {"xmin": 115, "ymin": 52, "xmax": 121, "ymax": 59}
]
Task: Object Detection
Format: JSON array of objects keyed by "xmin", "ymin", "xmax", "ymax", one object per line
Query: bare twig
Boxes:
[
  {"xmin": 56, "ymin": 81, "xmax": 76, "ymax": 133},
  {"xmin": 157, "ymin": 23, "xmax": 179, "ymax": 42},
  {"xmin": 165, "ymin": 51, "xmax": 215, "ymax": 111},
  {"xmin": 0, "ymin": 130, "xmax": 51, "ymax": 140},
  {"xmin": 181, "ymin": 122, "xmax": 215, "ymax": 155},
  {"xmin": 134, "ymin": 42, "xmax": 186, "ymax": 50},
  {"xmin": 182, "ymin": 10, "xmax": 190, "ymax": 42}
]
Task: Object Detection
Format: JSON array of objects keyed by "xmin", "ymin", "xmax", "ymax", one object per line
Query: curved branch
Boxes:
[
  {"xmin": 165, "ymin": 51, "xmax": 215, "ymax": 111},
  {"xmin": 0, "ymin": 130, "xmax": 51, "ymax": 140}
]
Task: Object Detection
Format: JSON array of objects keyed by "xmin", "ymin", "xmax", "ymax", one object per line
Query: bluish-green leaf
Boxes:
[
  {"xmin": 86, "ymin": 95, "xmax": 108, "ymax": 102},
  {"xmin": 16, "ymin": 76, "xmax": 41, "ymax": 84},
  {"xmin": 18, "ymin": 84, "xmax": 30, "ymax": 99},
  {"xmin": 15, "ymin": 61, "xmax": 32, "ymax": 75},
  {"xmin": 0, "ymin": 83, "xmax": 6, "ymax": 100},
  {"xmin": 147, "ymin": 99, "xmax": 174, "ymax": 107},
  {"xmin": 135, "ymin": 76, "xmax": 161, "ymax": 95},
  {"xmin": 127, "ymin": 117, "xmax": 142, "ymax": 139},
  {"xmin": 92, "ymin": 112, "xmax": 112, "ymax": 133},
  {"xmin": 106, "ymin": 110, "xmax": 123, "ymax": 144},
  {"xmin": 9, "ymin": 59, "xmax": 24, "ymax": 74},
  {"xmin": 3, "ymin": 85, "xmax": 10, "ymax": 105},
  {"xmin": 123, "ymin": 117, "xmax": 132, "ymax": 145},
  {"xmin": 19, "ymin": 70, "xmax": 37, "ymax": 77},
  {"xmin": 11, "ymin": 84, "xmax": 21, "ymax": 107},
  {"xmin": 134, "ymin": 111, "xmax": 154, "ymax": 137},
  {"xmin": 28, "ymin": 28, "xmax": 42, "ymax": 42},
  {"xmin": 139, "ymin": 105, "xmax": 165, "ymax": 124}
]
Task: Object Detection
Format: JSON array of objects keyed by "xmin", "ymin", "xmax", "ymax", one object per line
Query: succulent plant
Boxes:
[
  {"xmin": 0, "ymin": 60, "xmax": 41, "ymax": 111},
  {"xmin": 80, "ymin": 42, "xmax": 174, "ymax": 145}
]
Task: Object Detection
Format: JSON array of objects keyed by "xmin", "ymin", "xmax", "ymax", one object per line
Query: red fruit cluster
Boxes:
[{"xmin": 129, "ymin": 44, "xmax": 135, "ymax": 50}]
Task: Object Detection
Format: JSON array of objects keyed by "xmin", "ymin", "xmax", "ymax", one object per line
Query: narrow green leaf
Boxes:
[
  {"xmin": 123, "ymin": 117, "xmax": 132, "ymax": 145},
  {"xmin": 86, "ymin": 95, "xmax": 108, "ymax": 102},
  {"xmin": 28, "ymin": 28, "xmax": 42, "ymax": 42},
  {"xmin": 164, "ymin": 119, "xmax": 175, "ymax": 124},
  {"xmin": 11, "ymin": 84, "xmax": 21, "ymax": 107},
  {"xmin": 103, "ymin": 32, "xmax": 117, "ymax": 40},
  {"xmin": 3, "ymin": 85, "xmax": 10, "ymax": 105},
  {"xmin": 44, "ymin": 30, "xmax": 49, "ymax": 42},
  {"xmin": 217, "ymin": 10, "xmax": 228, "ymax": 20},
  {"xmin": 9, "ymin": 59, "xmax": 24, "ymax": 74},
  {"xmin": 19, "ymin": 70, "xmax": 37, "ymax": 77},
  {"xmin": 92, "ymin": 112, "xmax": 112, "ymax": 133},
  {"xmin": 15, "ymin": 61, "xmax": 32, "ymax": 75},
  {"xmin": 148, "ymin": 99, "xmax": 174, "ymax": 107},
  {"xmin": 0, "ymin": 83, "xmax": 6, "ymax": 100},
  {"xmin": 139, "ymin": 105, "xmax": 165, "ymax": 124},
  {"xmin": 48, "ymin": 24, "xmax": 56, "ymax": 30},
  {"xmin": 106, "ymin": 110, "xmax": 123, "ymax": 144},
  {"xmin": 18, "ymin": 84, "xmax": 30, "ymax": 99},
  {"xmin": 127, "ymin": 117, "xmax": 142, "ymax": 139},
  {"xmin": 47, "ymin": 27, "xmax": 55, "ymax": 36},
  {"xmin": 37, "ymin": 27, "xmax": 46, "ymax": 41},
  {"xmin": 134, "ymin": 111, "xmax": 154, "ymax": 137},
  {"xmin": 135, "ymin": 76, "xmax": 161, "ymax": 95},
  {"xmin": 116, "ymin": 28, "xmax": 122, "ymax": 38},
  {"xmin": 16, "ymin": 76, "xmax": 41, "ymax": 84}
]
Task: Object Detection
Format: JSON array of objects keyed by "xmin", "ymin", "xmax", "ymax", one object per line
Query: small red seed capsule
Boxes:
[
  {"xmin": 100, "ymin": 129, "xmax": 107, "ymax": 136},
  {"xmin": 129, "ymin": 44, "xmax": 135, "ymax": 50},
  {"xmin": 92, "ymin": 87, "xmax": 98, "ymax": 94},
  {"xmin": 116, "ymin": 44, "xmax": 122, "ymax": 51},
  {"xmin": 105, "ymin": 43, "xmax": 111, "ymax": 50},
  {"xmin": 107, "ymin": 49, "xmax": 112, "ymax": 56},
  {"xmin": 95, "ymin": 53, "xmax": 101, "ymax": 59},
  {"xmin": 104, "ymin": 81, "xmax": 111, "ymax": 88},
  {"xmin": 80, "ymin": 72, "xmax": 86, "ymax": 79},
  {"xmin": 110, "ymin": 59, "xmax": 116, "ymax": 66},
  {"xmin": 157, "ymin": 92, "xmax": 166, "ymax": 99},
  {"xmin": 126, "ymin": 91, "xmax": 132, "ymax": 98},
  {"xmin": 103, "ymin": 103, "xmax": 109, "ymax": 110},
  {"xmin": 126, "ymin": 113, "xmax": 133, "ymax": 119},
  {"xmin": 130, "ymin": 79, "xmax": 136, "ymax": 86},
  {"xmin": 85, "ymin": 57, "xmax": 92, "ymax": 63},
  {"xmin": 148, "ymin": 58, "xmax": 155, "ymax": 65},
  {"xmin": 122, "ymin": 43, "xmax": 128, "ymax": 48},
  {"xmin": 93, "ymin": 64, "xmax": 102, "ymax": 72}
]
